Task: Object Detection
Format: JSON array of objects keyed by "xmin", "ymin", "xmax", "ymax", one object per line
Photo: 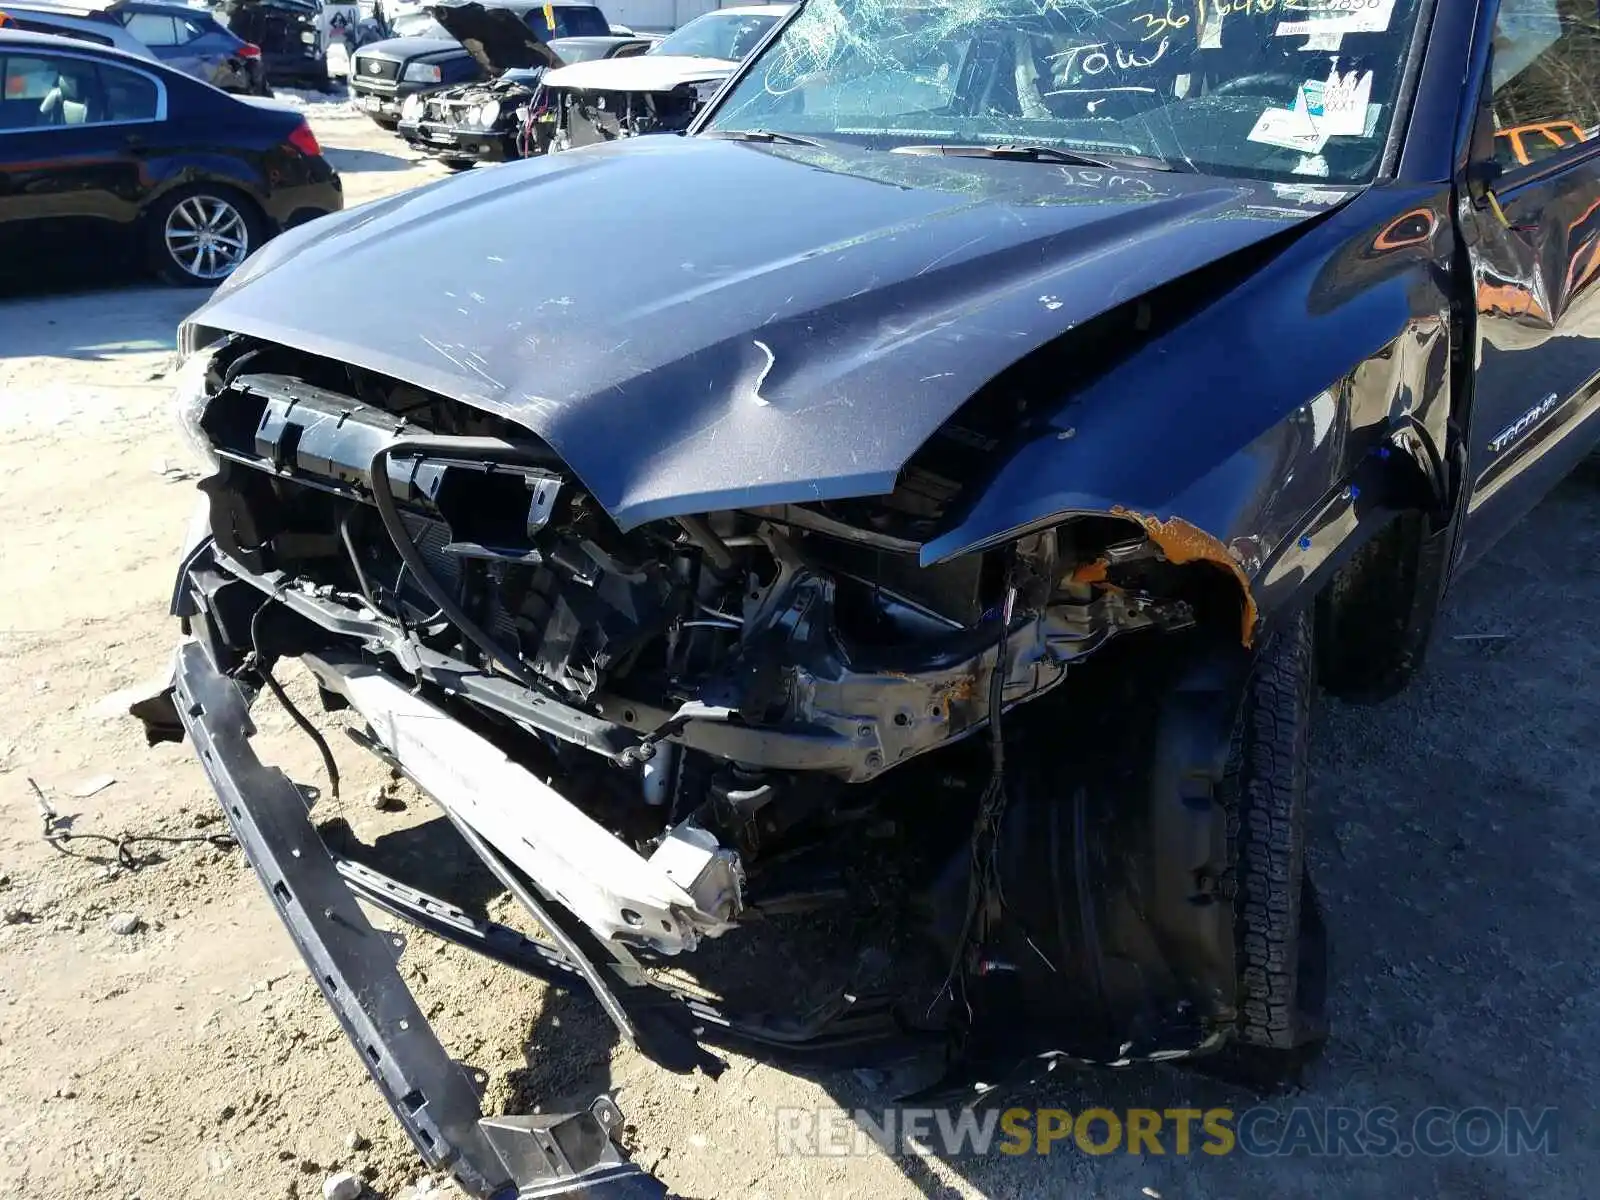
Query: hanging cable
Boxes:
[
  {"xmin": 247, "ymin": 591, "xmax": 342, "ymax": 801},
  {"xmin": 929, "ymin": 577, "xmax": 1019, "ymax": 1021},
  {"xmin": 368, "ymin": 436, "xmax": 558, "ymax": 696}
]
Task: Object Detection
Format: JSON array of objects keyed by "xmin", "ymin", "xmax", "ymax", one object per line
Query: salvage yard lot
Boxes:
[{"xmin": 1, "ymin": 100, "xmax": 1597, "ymax": 1200}]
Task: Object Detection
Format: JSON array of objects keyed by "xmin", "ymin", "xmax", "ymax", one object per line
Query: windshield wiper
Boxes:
[
  {"xmin": 700, "ymin": 128, "xmax": 824, "ymax": 147},
  {"xmin": 891, "ymin": 143, "xmax": 1180, "ymax": 171}
]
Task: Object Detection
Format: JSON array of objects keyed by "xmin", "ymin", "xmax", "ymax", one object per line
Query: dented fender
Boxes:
[{"xmin": 926, "ymin": 185, "xmax": 1460, "ymax": 647}]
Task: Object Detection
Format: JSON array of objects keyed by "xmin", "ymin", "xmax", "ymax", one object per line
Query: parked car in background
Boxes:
[
  {"xmin": 347, "ymin": 7, "xmax": 465, "ymax": 127},
  {"xmin": 543, "ymin": 29, "xmax": 651, "ymax": 59},
  {"xmin": 205, "ymin": 0, "xmax": 327, "ymax": 90},
  {"xmin": 0, "ymin": 28, "xmax": 340, "ymax": 284},
  {"xmin": 349, "ymin": 0, "xmax": 606, "ymax": 128},
  {"xmin": 537, "ymin": 2, "xmax": 786, "ymax": 151},
  {"xmin": 117, "ymin": 0, "xmax": 273, "ymax": 88},
  {"xmin": 397, "ymin": 26, "xmax": 648, "ymax": 168},
  {"xmin": 0, "ymin": 0, "xmax": 267, "ymax": 91},
  {"xmin": 0, "ymin": 1, "xmax": 157, "ymax": 54}
]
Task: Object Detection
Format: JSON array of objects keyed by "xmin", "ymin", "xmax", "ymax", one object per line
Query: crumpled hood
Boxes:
[
  {"xmin": 426, "ymin": 0, "xmax": 559, "ymax": 73},
  {"xmin": 539, "ymin": 53, "xmax": 734, "ymax": 92},
  {"xmin": 189, "ymin": 136, "xmax": 1350, "ymax": 530}
]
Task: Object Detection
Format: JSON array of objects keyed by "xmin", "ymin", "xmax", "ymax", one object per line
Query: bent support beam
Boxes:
[{"xmin": 173, "ymin": 639, "xmax": 665, "ymax": 1200}]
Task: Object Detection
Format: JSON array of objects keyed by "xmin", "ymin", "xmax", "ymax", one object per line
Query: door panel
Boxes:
[
  {"xmin": 1460, "ymin": 0, "xmax": 1600, "ymax": 563},
  {"xmin": 0, "ymin": 51, "xmax": 161, "ymax": 274}
]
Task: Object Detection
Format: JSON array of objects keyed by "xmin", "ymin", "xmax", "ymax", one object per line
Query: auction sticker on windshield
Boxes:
[{"xmin": 1277, "ymin": 0, "xmax": 1396, "ymax": 37}]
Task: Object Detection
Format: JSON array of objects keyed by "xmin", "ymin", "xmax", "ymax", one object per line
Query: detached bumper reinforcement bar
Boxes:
[{"xmin": 172, "ymin": 640, "xmax": 666, "ymax": 1200}]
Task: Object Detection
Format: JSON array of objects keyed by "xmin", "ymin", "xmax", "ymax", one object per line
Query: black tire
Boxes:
[
  {"xmin": 1203, "ymin": 611, "xmax": 1328, "ymax": 1088},
  {"xmin": 372, "ymin": 116, "xmax": 399, "ymax": 131},
  {"xmin": 1315, "ymin": 510, "xmax": 1434, "ymax": 703},
  {"xmin": 440, "ymin": 158, "xmax": 477, "ymax": 172},
  {"xmin": 968, "ymin": 616, "xmax": 1326, "ymax": 1091},
  {"xmin": 144, "ymin": 185, "xmax": 266, "ymax": 288}
]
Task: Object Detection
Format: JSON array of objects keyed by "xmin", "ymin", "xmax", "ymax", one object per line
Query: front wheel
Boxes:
[
  {"xmin": 969, "ymin": 615, "xmax": 1328, "ymax": 1091},
  {"xmin": 1204, "ymin": 610, "xmax": 1329, "ymax": 1085},
  {"xmin": 145, "ymin": 186, "xmax": 263, "ymax": 287},
  {"xmin": 440, "ymin": 158, "xmax": 476, "ymax": 172}
]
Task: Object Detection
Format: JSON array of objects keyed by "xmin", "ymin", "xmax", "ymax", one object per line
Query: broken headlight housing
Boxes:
[
  {"xmin": 473, "ymin": 100, "xmax": 501, "ymax": 128},
  {"xmin": 401, "ymin": 92, "xmax": 424, "ymax": 122},
  {"xmin": 171, "ymin": 345, "xmax": 221, "ymax": 476},
  {"xmin": 689, "ymin": 78, "xmax": 724, "ymax": 106}
]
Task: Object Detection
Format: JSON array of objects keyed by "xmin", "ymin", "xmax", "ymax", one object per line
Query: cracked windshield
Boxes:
[{"xmin": 707, "ymin": 0, "xmax": 1427, "ymax": 182}]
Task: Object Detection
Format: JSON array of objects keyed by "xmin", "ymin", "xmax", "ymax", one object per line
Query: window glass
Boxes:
[
  {"xmin": 523, "ymin": 5, "xmax": 611, "ymax": 40},
  {"xmin": 547, "ymin": 37, "xmax": 611, "ymax": 63},
  {"xmin": 123, "ymin": 12, "xmax": 181, "ymax": 47},
  {"xmin": 392, "ymin": 11, "xmax": 447, "ymax": 37},
  {"xmin": 2, "ymin": 53, "xmax": 65, "ymax": 101},
  {"xmin": 99, "ymin": 62, "xmax": 159, "ymax": 120},
  {"xmin": 708, "ymin": 0, "xmax": 1433, "ymax": 185},
  {"xmin": 177, "ymin": 16, "xmax": 209, "ymax": 43},
  {"xmin": 652, "ymin": 10, "xmax": 778, "ymax": 60},
  {"xmin": 1491, "ymin": 0, "xmax": 1600, "ymax": 168},
  {"xmin": 0, "ymin": 54, "xmax": 158, "ymax": 127}
]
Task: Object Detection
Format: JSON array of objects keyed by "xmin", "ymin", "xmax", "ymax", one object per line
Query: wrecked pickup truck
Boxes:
[
  {"xmin": 536, "ymin": 3, "xmax": 789, "ymax": 151},
  {"xmin": 395, "ymin": 4, "xmax": 652, "ymax": 169},
  {"xmin": 142, "ymin": 0, "xmax": 1600, "ymax": 1193}
]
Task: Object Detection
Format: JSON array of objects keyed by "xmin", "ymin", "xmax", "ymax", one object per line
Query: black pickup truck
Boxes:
[{"xmin": 147, "ymin": 0, "xmax": 1600, "ymax": 1195}]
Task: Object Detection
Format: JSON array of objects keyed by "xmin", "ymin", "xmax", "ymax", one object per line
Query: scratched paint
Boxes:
[{"xmin": 749, "ymin": 340, "xmax": 776, "ymax": 406}]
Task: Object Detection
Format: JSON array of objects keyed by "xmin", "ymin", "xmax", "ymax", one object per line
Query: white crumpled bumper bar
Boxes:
[{"xmin": 321, "ymin": 659, "xmax": 743, "ymax": 955}]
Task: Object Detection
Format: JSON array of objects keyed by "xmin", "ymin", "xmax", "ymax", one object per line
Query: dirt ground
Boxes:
[{"xmin": 1, "ymin": 97, "xmax": 1596, "ymax": 1200}]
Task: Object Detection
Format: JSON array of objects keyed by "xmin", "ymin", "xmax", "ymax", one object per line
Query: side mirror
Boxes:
[{"xmin": 1468, "ymin": 157, "xmax": 1509, "ymax": 225}]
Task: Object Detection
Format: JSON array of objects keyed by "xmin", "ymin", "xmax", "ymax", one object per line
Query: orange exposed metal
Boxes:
[{"xmin": 1111, "ymin": 508, "xmax": 1259, "ymax": 647}]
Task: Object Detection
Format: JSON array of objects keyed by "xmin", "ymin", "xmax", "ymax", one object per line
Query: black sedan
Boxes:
[{"xmin": 0, "ymin": 29, "xmax": 341, "ymax": 286}]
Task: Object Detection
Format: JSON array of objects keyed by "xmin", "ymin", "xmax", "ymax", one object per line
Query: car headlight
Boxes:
[
  {"xmin": 401, "ymin": 92, "xmax": 424, "ymax": 120},
  {"xmin": 475, "ymin": 100, "xmax": 500, "ymax": 127},
  {"xmin": 171, "ymin": 345, "xmax": 222, "ymax": 476},
  {"xmin": 403, "ymin": 62, "xmax": 442, "ymax": 83}
]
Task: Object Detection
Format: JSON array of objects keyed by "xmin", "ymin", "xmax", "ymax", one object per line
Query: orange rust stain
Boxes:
[
  {"xmin": 1070, "ymin": 560, "xmax": 1110, "ymax": 585},
  {"xmin": 940, "ymin": 677, "xmax": 977, "ymax": 705},
  {"xmin": 1477, "ymin": 278, "xmax": 1548, "ymax": 322},
  {"xmin": 1111, "ymin": 507, "xmax": 1259, "ymax": 648}
]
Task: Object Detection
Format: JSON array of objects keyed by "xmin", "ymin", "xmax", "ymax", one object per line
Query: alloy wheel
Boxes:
[{"xmin": 163, "ymin": 195, "xmax": 250, "ymax": 282}]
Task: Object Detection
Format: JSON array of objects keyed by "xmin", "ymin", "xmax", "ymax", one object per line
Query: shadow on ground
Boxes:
[
  {"xmin": 324, "ymin": 145, "xmax": 427, "ymax": 173},
  {"xmin": 0, "ymin": 272, "xmax": 200, "ymax": 361}
]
